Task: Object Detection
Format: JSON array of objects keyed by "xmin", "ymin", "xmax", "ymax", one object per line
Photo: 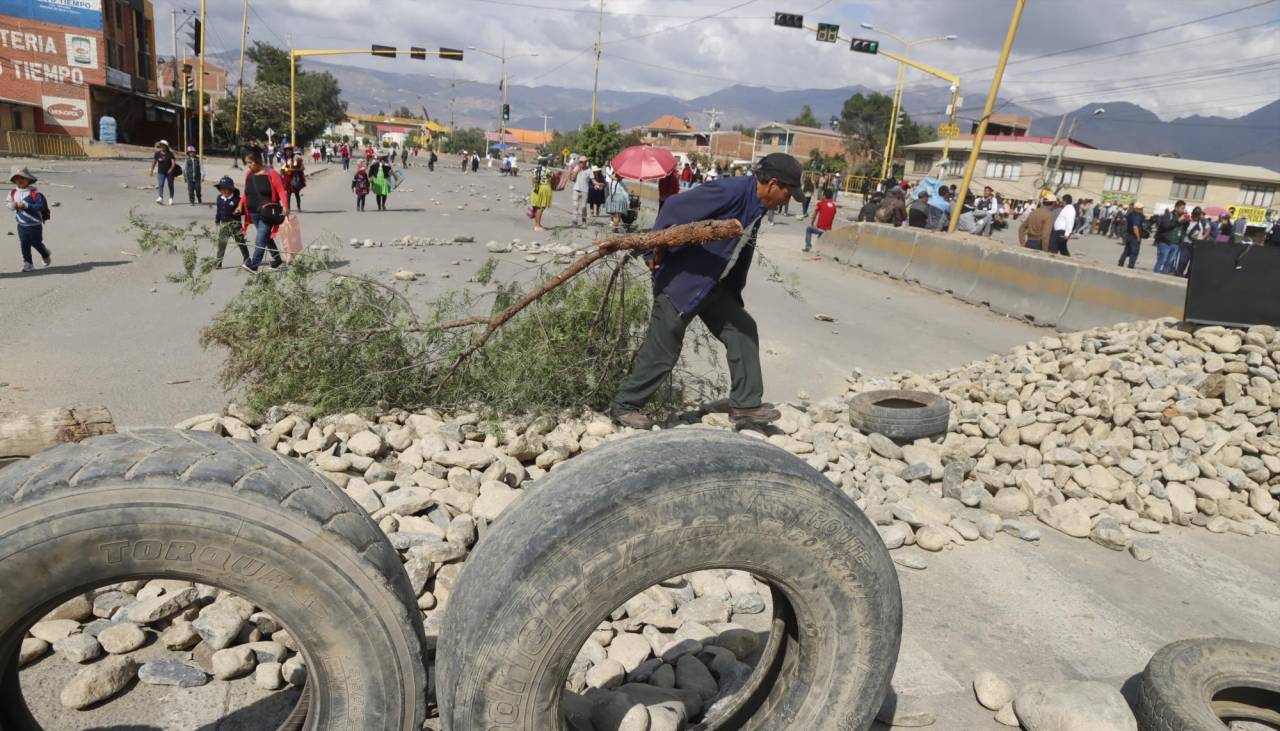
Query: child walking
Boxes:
[
  {"xmin": 8, "ymin": 166, "xmax": 50, "ymax": 272},
  {"xmin": 184, "ymin": 146, "xmax": 203, "ymax": 204},
  {"xmin": 352, "ymin": 162, "xmax": 370, "ymax": 211},
  {"xmin": 213, "ymin": 176, "xmax": 248, "ymax": 267}
]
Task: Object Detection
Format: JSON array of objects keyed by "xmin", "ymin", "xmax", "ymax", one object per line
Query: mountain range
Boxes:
[{"xmin": 212, "ymin": 51, "xmax": 1279, "ymax": 171}]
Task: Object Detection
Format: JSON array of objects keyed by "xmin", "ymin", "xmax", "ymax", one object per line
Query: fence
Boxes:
[{"xmin": 0, "ymin": 131, "xmax": 89, "ymax": 158}]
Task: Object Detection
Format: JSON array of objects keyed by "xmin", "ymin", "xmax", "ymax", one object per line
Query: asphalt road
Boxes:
[{"xmin": 5, "ymin": 158, "xmax": 1277, "ymax": 730}]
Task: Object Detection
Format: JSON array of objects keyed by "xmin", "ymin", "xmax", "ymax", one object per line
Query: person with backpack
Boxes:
[
  {"xmin": 340, "ymin": 142, "xmax": 351, "ymax": 171},
  {"xmin": 1176, "ymin": 206, "xmax": 1209, "ymax": 277},
  {"xmin": 183, "ymin": 146, "xmax": 203, "ymax": 205},
  {"xmin": 1118, "ymin": 202, "xmax": 1147, "ymax": 268},
  {"xmin": 1152, "ymin": 200, "xmax": 1186, "ymax": 275},
  {"xmin": 149, "ymin": 140, "xmax": 180, "ymax": 205},
  {"xmin": 212, "ymin": 176, "xmax": 248, "ymax": 268},
  {"xmin": 282, "ymin": 154, "xmax": 306, "ymax": 211},
  {"xmin": 236, "ymin": 148, "xmax": 288, "ymax": 273},
  {"xmin": 351, "ymin": 162, "xmax": 371, "ymax": 212},
  {"xmin": 8, "ymin": 166, "xmax": 50, "ymax": 272}
]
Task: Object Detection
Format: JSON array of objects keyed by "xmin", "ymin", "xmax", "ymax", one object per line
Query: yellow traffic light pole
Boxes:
[
  {"xmin": 197, "ymin": 0, "xmax": 206, "ymax": 160},
  {"xmin": 289, "ymin": 48, "xmax": 462, "ymax": 146},
  {"xmin": 947, "ymin": 0, "xmax": 1026, "ymax": 233}
]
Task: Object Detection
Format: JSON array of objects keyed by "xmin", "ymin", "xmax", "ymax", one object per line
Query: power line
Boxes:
[
  {"xmin": 248, "ymin": 5, "xmax": 287, "ymax": 48},
  {"xmin": 957, "ymin": 0, "xmax": 1279, "ymax": 76},
  {"xmin": 602, "ymin": 0, "xmax": 763, "ymax": 45},
  {"xmin": 464, "ymin": 0, "xmax": 773, "ymax": 19}
]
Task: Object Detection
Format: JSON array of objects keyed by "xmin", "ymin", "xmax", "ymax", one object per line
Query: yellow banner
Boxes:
[{"xmin": 1227, "ymin": 204, "xmax": 1269, "ymax": 225}]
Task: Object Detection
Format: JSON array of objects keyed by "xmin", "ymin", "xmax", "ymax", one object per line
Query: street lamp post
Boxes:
[
  {"xmin": 859, "ymin": 23, "xmax": 957, "ymax": 180},
  {"xmin": 468, "ymin": 44, "xmax": 539, "ymax": 150}
]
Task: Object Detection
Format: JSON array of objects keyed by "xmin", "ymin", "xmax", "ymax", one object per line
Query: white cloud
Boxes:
[{"xmin": 153, "ymin": 0, "xmax": 1280, "ymax": 118}]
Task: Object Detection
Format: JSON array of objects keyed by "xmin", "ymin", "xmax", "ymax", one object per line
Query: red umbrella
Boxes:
[
  {"xmin": 610, "ymin": 145, "xmax": 677, "ymax": 181},
  {"xmin": 1203, "ymin": 206, "xmax": 1229, "ymax": 218}
]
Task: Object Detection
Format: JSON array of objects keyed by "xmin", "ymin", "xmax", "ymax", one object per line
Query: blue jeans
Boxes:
[
  {"xmin": 247, "ymin": 212, "xmax": 282, "ymax": 270},
  {"xmin": 1153, "ymin": 241, "xmax": 1178, "ymax": 274},
  {"xmin": 156, "ymin": 171, "xmax": 174, "ymax": 198},
  {"xmin": 342, "ymin": 157, "xmax": 350, "ymax": 170},
  {"xmin": 18, "ymin": 224, "xmax": 49, "ymax": 264},
  {"xmin": 804, "ymin": 225, "xmax": 825, "ymax": 251}
]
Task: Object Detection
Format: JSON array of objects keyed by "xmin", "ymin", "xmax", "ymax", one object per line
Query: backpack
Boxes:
[{"xmin": 40, "ymin": 192, "xmax": 50, "ymax": 222}]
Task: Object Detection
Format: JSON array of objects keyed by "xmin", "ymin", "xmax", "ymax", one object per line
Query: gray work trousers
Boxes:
[{"xmin": 613, "ymin": 284, "xmax": 763, "ymax": 411}]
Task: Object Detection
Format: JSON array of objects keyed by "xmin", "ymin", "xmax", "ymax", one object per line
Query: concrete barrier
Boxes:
[
  {"xmin": 849, "ymin": 225, "xmax": 917, "ymax": 278},
  {"xmin": 902, "ymin": 233, "xmax": 988, "ymax": 299},
  {"xmin": 1058, "ymin": 266, "xmax": 1184, "ymax": 331},
  {"xmin": 826, "ymin": 223, "xmax": 1185, "ymax": 331},
  {"xmin": 966, "ymin": 247, "xmax": 1080, "ymax": 326}
]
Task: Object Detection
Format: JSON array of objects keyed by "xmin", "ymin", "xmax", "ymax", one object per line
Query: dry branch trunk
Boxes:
[{"xmin": 0, "ymin": 407, "xmax": 116, "ymax": 461}]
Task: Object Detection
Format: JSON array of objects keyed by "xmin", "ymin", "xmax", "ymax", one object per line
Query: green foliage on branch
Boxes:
[
  {"xmin": 577, "ymin": 121, "xmax": 625, "ymax": 167},
  {"xmin": 215, "ymin": 41, "xmax": 346, "ymax": 144}
]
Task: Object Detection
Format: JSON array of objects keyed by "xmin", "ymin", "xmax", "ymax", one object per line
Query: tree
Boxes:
[
  {"xmin": 787, "ymin": 105, "xmax": 819, "ymax": 128},
  {"xmin": 246, "ymin": 41, "xmax": 291, "ymax": 87},
  {"xmin": 392, "ymin": 105, "xmax": 417, "ymax": 119},
  {"xmin": 542, "ymin": 129, "xmax": 581, "ymax": 160},
  {"xmin": 806, "ymin": 149, "xmax": 847, "ymax": 174},
  {"xmin": 577, "ymin": 121, "xmax": 624, "ymax": 168},
  {"xmin": 837, "ymin": 92, "xmax": 934, "ymax": 175},
  {"xmin": 620, "ymin": 129, "xmax": 644, "ymax": 149},
  {"xmin": 443, "ymin": 127, "xmax": 486, "ymax": 154}
]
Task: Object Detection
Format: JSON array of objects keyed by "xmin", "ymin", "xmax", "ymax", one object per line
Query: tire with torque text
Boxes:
[
  {"xmin": 436, "ymin": 428, "xmax": 902, "ymax": 731},
  {"xmin": 848, "ymin": 390, "xmax": 950, "ymax": 442},
  {"xmin": 0, "ymin": 428, "xmax": 427, "ymax": 731},
  {"xmin": 1136, "ymin": 638, "xmax": 1280, "ymax": 731}
]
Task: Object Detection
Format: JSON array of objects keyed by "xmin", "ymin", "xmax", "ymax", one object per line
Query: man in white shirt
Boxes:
[
  {"xmin": 1050, "ymin": 193, "xmax": 1076, "ymax": 256},
  {"xmin": 573, "ymin": 162, "xmax": 593, "ymax": 224}
]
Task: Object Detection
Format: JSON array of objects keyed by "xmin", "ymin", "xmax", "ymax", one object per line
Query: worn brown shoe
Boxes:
[
  {"xmin": 729, "ymin": 404, "xmax": 782, "ymax": 424},
  {"xmin": 610, "ymin": 408, "xmax": 654, "ymax": 430}
]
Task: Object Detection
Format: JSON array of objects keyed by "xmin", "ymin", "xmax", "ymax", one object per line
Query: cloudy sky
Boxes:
[{"xmin": 156, "ymin": 0, "xmax": 1279, "ymax": 119}]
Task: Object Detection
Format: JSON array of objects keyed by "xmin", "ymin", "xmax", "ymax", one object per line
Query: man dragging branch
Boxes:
[{"xmin": 610, "ymin": 153, "xmax": 806, "ymax": 430}]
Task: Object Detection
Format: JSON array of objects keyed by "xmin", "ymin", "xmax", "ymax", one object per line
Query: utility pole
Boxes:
[
  {"xmin": 703, "ymin": 107, "xmax": 721, "ymax": 159},
  {"xmin": 499, "ymin": 40, "xmax": 507, "ymax": 138},
  {"xmin": 234, "ymin": 0, "xmax": 249, "ymax": 166},
  {"xmin": 540, "ymin": 114, "xmax": 551, "ymax": 138},
  {"xmin": 948, "ymin": 0, "xmax": 1026, "ymax": 233},
  {"xmin": 591, "ymin": 0, "xmax": 604, "ymax": 124}
]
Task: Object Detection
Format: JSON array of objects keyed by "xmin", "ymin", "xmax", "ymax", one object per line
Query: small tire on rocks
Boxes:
[
  {"xmin": 0, "ymin": 429, "xmax": 427, "ymax": 731},
  {"xmin": 848, "ymin": 390, "xmax": 950, "ymax": 442},
  {"xmin": 436, "ymin": 428, "xmax": 902, "ymax": 730},
  {"xmin": 1136, "ymin": 638, "xmax": 1280, "ymax": 730}
]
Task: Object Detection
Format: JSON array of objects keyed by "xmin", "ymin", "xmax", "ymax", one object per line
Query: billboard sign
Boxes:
[
  {"xmin": 0, "ymin": 0, "xmax": 102, "ymax": 31},
  {"xmin": 41, "ymin": 93, "xmax": 86, "ymax": 123}
]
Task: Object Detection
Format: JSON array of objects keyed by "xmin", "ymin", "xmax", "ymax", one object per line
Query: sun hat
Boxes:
[
  {"xmin": 9, "ymin": 165, "xmax": 37, "ymax": 184},
  {"xmin": 1134, "ymin": 201, "xmax": 1145, "ymax": 209}
]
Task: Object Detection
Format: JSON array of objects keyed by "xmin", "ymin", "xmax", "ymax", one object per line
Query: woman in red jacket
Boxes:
[{"xmin": 236, "ymin": 148, "xmax": 289, "ymax": 272}]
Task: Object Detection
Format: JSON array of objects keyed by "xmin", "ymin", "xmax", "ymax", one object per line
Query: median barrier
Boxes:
[
  {"xmin": 1058, "ymin": 265, "xmax": 1184, "ymax": 331},
  {"xmin": 965, "ymin": 247, "xmax": 1080, "ymax": 326},
  {"xmin": 902, "ymin": 232, "xmax": 988, "ymax": 299},
  {"xmin": 819, "ymin": 227, "xmax": 859, "ymax": 264},
  {"xmin": 848, "ymin": 224, "xmax": 917, "ymax": 278}
]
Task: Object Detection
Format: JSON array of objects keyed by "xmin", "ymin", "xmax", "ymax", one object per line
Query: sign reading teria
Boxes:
[{"xmin": 0, "ymin": 0, "xmax": 105, "ymax": 133}]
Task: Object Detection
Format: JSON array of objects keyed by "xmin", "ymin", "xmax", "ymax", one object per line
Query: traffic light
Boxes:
[
  {"xmin": 410, "ymin": 46, "xmax": 427, "ymax": 60},
  {"xmin": 816, "ymin": 22, "xmax": 839, "ymax": 43},
  {"xmin": 502, "ymin": 104, "xmax": 510, "ymax": 122},
  {"xmin": 184, "ymin": 75, "xmax": 193, "ymax": 97},
  {"xmin": 850, "ymin": 37, "xmax": 879, "ymax": 54},
  {"xmin": 773, "ymin": 12, "xmax": 803, "ymax": 28},
  {"xmin": 191, "ymin": 19, "xmax": 201, "ymax": 53},
  {"xmin": 372, "ymin": 44, "xmax": 396, "ymax": 58},
  {"xmin": 439, "ymin": 47, "xmax": 464, "ymax": 61}
]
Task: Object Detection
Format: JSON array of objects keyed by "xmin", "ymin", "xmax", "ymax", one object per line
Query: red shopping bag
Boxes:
[{"xmin": 277, "ymin": 215, "xmax": 303, "ymax": 263}]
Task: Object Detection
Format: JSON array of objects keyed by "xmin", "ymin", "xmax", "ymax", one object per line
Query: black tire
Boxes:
[
  {"xmin": 848, "ymin": 390, "xmax": 950, "ymax": 441},
  {"xmin": 0, "ymin": 428, "xmax": 427, "ymax": 730},
  {"xmin": 436, "ymin": 428, "xmax": 902, "ymax": 731},
  {"xmin": 1136, "ymin": 638, "xmax": 1280, "ymax": 731}
]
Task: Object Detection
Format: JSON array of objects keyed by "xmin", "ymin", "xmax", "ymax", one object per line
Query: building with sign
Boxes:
[
  {"xmin": 902, "ymin": 138, "xmax": 1280, "ymax": 226},
  {"xmin": 157, "ymin": 56, "xmax": 228, "ymax": 105},
  {"xmin": 0, "ymin": 0, "xmax": 173, "ymax": 147}
]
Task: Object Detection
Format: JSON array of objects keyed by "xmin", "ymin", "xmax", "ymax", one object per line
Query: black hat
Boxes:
[
  {"xmin": 756, "ymin": 153, "xmax": 805, "ymax": 202},
  {"xmin": 215, "ymin": 176, "xmax": 236, "ymax": 190}
]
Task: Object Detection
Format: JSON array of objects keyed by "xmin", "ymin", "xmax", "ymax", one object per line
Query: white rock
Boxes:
[
  {"xmin": 974, "ymin": 671, "xmax": 1014, "ymax": 711},
  {"xmin": 1014, "ymin": 680, "xmax": 1137, "ymax": 731}
]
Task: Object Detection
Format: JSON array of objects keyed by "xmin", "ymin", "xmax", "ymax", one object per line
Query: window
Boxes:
[
  {"xmin": 11, "ymin": 110, "xmax": 22, "ymax": 130},
  {"xmin": 1048, "ymin": 164, "xmax": 1083, "ymax": 188},
  {"xmin": 985, "ymin": 156, "xmax": 1021, "ymax": 180},
  {"xmin": 940, "ymin": 157, "xmax": 964, "ymax": 176},
  {"xmin": 1238, "ymin": 184, "xmax": 1275, "ymax": 207},
  {"xmin": 912, "ymin": 154, "xmax": 936, "ymax": 174},
  {"xmin": 1104, "ymin": 169, "xmax": 1142, "ymax": 194},
  {"xmin": 1170, "ymin": 177, "xmax": 1207, "ymax": 201}
]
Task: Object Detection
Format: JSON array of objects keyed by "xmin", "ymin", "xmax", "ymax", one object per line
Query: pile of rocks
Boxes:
[
  {"xmin": 20, "ymin": 580, "xmax": 305, "ymax": 709},
  {"xmin": 23, "ymin": 318, "xmax": 1279, "ymax": 722}
]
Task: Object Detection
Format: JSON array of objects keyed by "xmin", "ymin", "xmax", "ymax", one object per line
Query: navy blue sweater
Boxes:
[{"xmin": 650, "ymin": 176, "xmax": 765, "ymax": 316}]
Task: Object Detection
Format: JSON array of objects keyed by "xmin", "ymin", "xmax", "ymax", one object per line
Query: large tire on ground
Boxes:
[
  {"xmin": 0, "ymin": 428, "xmax": 427, "ymax": 730},
  {"xmin": 436, "ymin": 428, "xmax": 902, "ymax": 731},
  {"xmin": 848, "ymin": 390, "xmax": 950, "ymax": 441},
  {"xmin": 1136, "ymin": 638, "xmax": 1280, "ymax": 731}
]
